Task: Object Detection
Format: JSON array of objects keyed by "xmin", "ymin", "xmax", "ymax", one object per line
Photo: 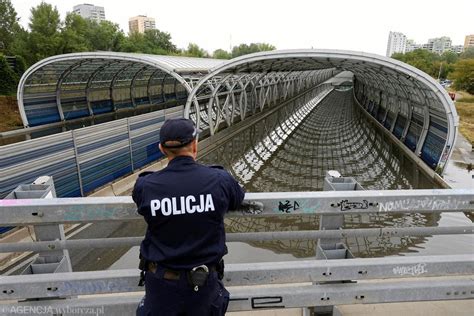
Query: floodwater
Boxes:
[
  {"xmin": 199, "ymin": 88, "xmax": 472, "ymax": 261},
  {"xmin": 70, "ymin": 88, "xmax": 473, "ymax": 271}
]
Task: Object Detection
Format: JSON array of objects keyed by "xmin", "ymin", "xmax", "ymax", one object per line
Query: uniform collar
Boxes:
[{"xmin": 167, "ymin": 155, "xmax": 196, "ymax": 166}]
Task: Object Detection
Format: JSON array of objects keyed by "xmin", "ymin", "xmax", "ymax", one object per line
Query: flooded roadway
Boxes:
[{"xmin": 68, "ymin": 88, "xmax": 473, "ymax": 271}]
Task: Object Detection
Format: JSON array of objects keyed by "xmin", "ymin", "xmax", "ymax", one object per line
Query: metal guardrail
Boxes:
[
  {"xmin": 1, "ymin": 277, "xmax": 473, "ymax": 315},
  {"xmin": 1, "ymin": 189, "xmax": 473, "ymax": 314},
  {"xmin": 0, "ymin": 255, "xmax": 472, "ymax": 300},
  {"xmin": 1, "ymin": 226, "xmax": 473, "ymax": 254},
  {"xmin": 0, "ymin": 189, "xmax": 472, "ymax": 225}
]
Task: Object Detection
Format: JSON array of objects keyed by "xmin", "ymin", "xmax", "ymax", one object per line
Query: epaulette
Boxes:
[
  {"xmin": 208, "ymin": 164, "xmax": 224, "ymax": 169},
  {"xmin": 138, "ymin": 171, "xmax": 154, "ymax": 178}
]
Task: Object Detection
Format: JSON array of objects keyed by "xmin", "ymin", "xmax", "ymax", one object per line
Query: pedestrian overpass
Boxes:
[
  {"xmin": 5, "ymin": 49, "xmax": 458, "ymax": 199},
  {"xmin": 1, "ymin": 50, "xmax": 472, "ymax": 315}
]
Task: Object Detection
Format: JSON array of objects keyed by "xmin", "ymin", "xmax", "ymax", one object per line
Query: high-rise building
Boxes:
[
  {"xmin": 451, "ymin": 45, "xmax": 464, "ymax": 54},
  {"xmin": 129, "ymin": 15, "xmax": 156, "ymax": 34},
  {"xmin": 405, "ymin": 39, "xmax": 422, "ymax": 53},
  {"xmin": 464, "ymin": 35, "xmax": 474, "ymax": 49},
  {"xmin": 386, "ymin": 32, "xmax": 407, "ymax": 57},
  {"xmin": 427, "ymin": 37, "xmax": 452, "ymax": 54},
  {"xmin": 73, "ymin": 4, "xmax": 106, "ymax": 23}
]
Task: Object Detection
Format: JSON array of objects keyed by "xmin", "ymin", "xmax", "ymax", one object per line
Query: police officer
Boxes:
[{"xmin": 133, "ymin": 118, "xmax": 245, "ymax": 316}]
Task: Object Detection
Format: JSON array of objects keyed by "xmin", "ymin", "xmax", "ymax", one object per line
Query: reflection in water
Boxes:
[{"xmin": 200, "ymin": 89, "xmax": 438, "ymax": 258}]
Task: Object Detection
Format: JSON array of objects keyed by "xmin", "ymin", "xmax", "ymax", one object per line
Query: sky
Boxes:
[{"xmin": 10, "ymin": 0, "xmax": 474, "ymax": 56}]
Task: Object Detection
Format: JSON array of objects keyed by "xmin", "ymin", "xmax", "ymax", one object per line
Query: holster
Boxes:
[
  {"xmin": 216, "ymin": 259, "xmax": 224, "ymax": 280},
  {"xmin": 187, "ymin": 259, "xmax": 224, "ymax": 291},
  {"xmin": 187, "ymin": 265, "xmax": 209, "ymax": 291},
  {"xmin": 138, "ymin": 253, "xmax": 148, "ymax": 286}
]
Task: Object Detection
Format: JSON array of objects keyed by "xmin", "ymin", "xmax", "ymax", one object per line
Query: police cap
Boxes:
[{"xmin": 160, "ymin": 118, "xmax": 198, "ymax": 148}]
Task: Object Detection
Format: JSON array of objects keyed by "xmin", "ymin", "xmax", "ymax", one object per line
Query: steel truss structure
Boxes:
[
  {"xmin": 17, "ymin": 49, "xmax": 458, "ymax": 173},
  {"xmin": 184, "ymin": 50, "xmax": 458, "ymax": 172},
  {"xmin": 17, "ymin": 53, "xmax": 224, "ymax": 128},
  {"xmin": 186, "ymin": 69, "xmax": 336, "ymax": 136}
]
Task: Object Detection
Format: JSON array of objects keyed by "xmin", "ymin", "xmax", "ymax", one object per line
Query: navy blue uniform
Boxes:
[{"xmin": 133, "ymin": 155, "xmax": 245, "ymax": 315}]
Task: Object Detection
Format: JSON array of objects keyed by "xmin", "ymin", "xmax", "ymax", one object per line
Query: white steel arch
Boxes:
[
  {"xmin": 185, "ymin": 49, "xmax": 458, "ymax": 173},
  {"xmin": 17, "ymin": 52, "xmax": 224, "ymax": 128}
]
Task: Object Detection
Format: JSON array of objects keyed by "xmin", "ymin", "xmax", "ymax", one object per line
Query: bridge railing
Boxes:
[
  {"xmin": 0, "ymin": 189, "xmax": 473, "ymax": 314},
  {"xmin": 0, "ymin": 105, "xmax": 183, "ymax": 199}
]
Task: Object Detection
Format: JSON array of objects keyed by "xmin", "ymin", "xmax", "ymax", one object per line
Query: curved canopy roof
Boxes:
[
  {"xmin": 17, "ymin": 50, "xmax": 458, "ymax": 172},
  {"xmin": 17, "ymin": 52, "xmax": 224, "ymax": 127},
  {"xmin": 189, "ymin": 49, "xmax": 457, "ymax": 119},
  {"xmin": 184, "ymin": 49, "xmax": 458, "ymax": 172}
]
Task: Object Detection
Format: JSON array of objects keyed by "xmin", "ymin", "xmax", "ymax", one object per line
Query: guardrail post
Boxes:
[
  {"xmin": 311, "ymin": 170, "xmax": 359, "ymax": 316},
  {"xmin": 126, "ymin": 118, "xmax": 135, "ymax": 172},
  {"xmin": 5, "ymin": 176, "xmax": 72, "ymax": 277},
  {"xmin": 71, "ymin": 130, "xmax": 85, "ymax": 197}
]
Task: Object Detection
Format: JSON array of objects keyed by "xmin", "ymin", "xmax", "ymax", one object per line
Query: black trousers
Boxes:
[{"xmin": 136, "ymin": 268, "xmax": 229, "ymax": 316}]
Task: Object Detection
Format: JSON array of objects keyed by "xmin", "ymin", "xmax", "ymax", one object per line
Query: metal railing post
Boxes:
[
  {"xmin": 312, "ymin": 170, "xmax": 359, "ymax": 316},
  {"xmin": 71, "ymin": 130, "xmax": 85, "ymax": 197},
  {"xmin": 127, "ymin": 118, "xmax": 135, "ymax": 172},
  {"xmin": 5, "ymin": 176, "xmax": 72, "ymax": 277}
]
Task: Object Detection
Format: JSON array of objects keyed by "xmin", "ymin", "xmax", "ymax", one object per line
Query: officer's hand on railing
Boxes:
[{"xmin": 234, "ymin": 201, "xmax": 264, "ymax": 215}]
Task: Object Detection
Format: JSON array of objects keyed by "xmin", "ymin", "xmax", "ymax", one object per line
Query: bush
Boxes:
[
  {"xmin": 451, "ymin": 59, "xmax": 474, "ymax": 95},
  {"xmin": 13, "ymin": 55, "xmax": 27, "ymax": 78},
  {"xmin": 0, "ymin": 55, "xmax": 18, "ymax": 95}
]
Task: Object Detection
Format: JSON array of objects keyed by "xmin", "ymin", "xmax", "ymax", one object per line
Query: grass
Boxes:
[{"xmin": 454, "ymin": 91, "xmax": 474, "ymax": 145}]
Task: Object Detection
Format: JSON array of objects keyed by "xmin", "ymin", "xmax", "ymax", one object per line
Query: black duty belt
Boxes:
[
  {"xmin": 147, "ymin": 262, "xmax": 217, "ymax": 281},
  {"xmin": 138, "ymin": 256, "xmax": 224, "ymax": 287}
]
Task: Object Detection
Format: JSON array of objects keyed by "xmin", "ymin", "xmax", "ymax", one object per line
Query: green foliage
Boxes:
[
  {"xmin": 13, "ymin": 54, "xmax": 26, "ymax": 77},
  {"xmin": 85, "ymin": 20, "xmax": 125, "ymax": 52},
  {"xmin": 183, "ymin": 43, "xmax": 209, "ymax": 58},
  {"xmin": 450, "ymin": 59, "xmax": 474, "ymax": 94},
  {"xmin": 26, "ymin": 2, "xmax": 62, "ymax": 64},
  {"xmin": 441, "ymin": 50, "xmax": 458, "ymax": 64},
  {"xmin": 122, "ymin": 30, "xmax": 177, "ymax": 54},
  {"xmin": 391, "ymin": 48, "xmax": 463, "ymax": 80},
  {"xmin": 0, "ymin": 0, "xmax": 21, "ymax": 54},
  {"xmin": 212, "ymin": 49, "xmax": 231, "ymax": 59},
  {"xmin": 460, "ymin": 47, "xmax": 474, "ymax": 59},
  {"xmin": 60, "ymin": 13, "xmax": 90, "ymax": 53},
  {"xmin": 143, "ymin": 30, "xmax": 177, "ymax": 53},
  {"xmin": 0, "ymin": 55, "xmax": 18, "ymax": 95},
  {"xmin": 121, "ymin": 32, "xmax": 147, "ymax": 52},
  {"xmin": 8, "ymin": 27, "xmax": 29, "ymax": 60},
  {"xmin": 3, "ymin": 1, "xmax": 279, "ymax": 70},
  {"xmin": 2, "ymin": 1, "xmax": 280, "ymax": 79},
  {"xmin": 231, "ymin": 43, "xmax": 276, "ymax": 58},
  {"xmin": 392, "ymin": 49, "xmax": 441, "ymax": 77}
]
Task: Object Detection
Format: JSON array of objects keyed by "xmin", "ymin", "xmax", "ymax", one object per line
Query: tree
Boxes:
[
  {"xmin": 183, "ymin": 43, "xmax": 208, "ymax": 58},
  {"xmin": 441, "ymin": 51, "xmax": 458, "ymax": 64},
  {"xmin": 392, "ymin": 49, "xmax": 440, "ymax": 78},
  {"xmin": 0, "ymin": 0, "xmax": 21, "ymax": 54},
  {"xmin": 212, "ymin": 49, "xmax": 231, "ymax": 59},
  {"xmin": 450, "ymin": 59, "xmax": 474, "ymax": 94},
  {"xmin": 27, "ymin": 2, "xmax": 62, "ymax": 63},
  {"xmin": 121, "ymin": 31, "xmax": 147, "ymax": 53},
  {"xmin": 460, "ymin": 47, "xmax": 474, "ymax": 59},
  {"xmin": 143, "ymin": 29, "xmax": 177, "ymax": 54},
  {"xmin": 60, "ymin": 13, "xmax": 90, "ymax": 53},
  {"xmin": 231, "ymin": 43, "xmax": 276, "ymax": 58},
  {"xmin": 13, "ymin": 54, "xmax": 26, "ymax": 77},
  {"xmin": 8, "ymin": 27, "xmax": 29, "ymax": 64},
  {"xmin": 435, "ymin": 51, "xmax": 459, "ymax": 79},
  {"xmin": 86, "ymin": 20, "xmax": 125, "ymax": 51},
  {"xmin": 0, "ymin": 55, "xmax": 18, "ymax": 95}
]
